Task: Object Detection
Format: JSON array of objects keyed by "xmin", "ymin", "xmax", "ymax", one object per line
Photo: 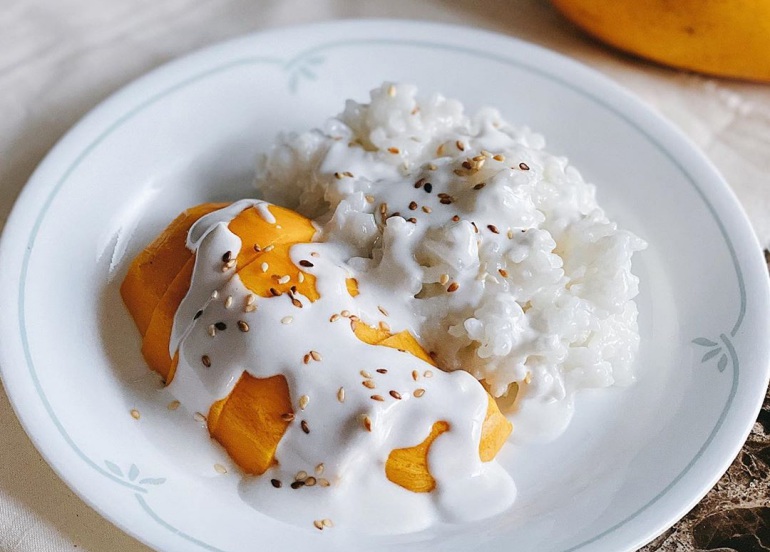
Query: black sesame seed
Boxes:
[
  {"xmin": 301, "ymin": 420, "xmax": 310, "ymax": 434},
  {"xmin": 423, "ymin": 183, "xmax": 433, "ymax": 193},
  {"xmin": 222, "ymin": 251, "xmax": 232, "ymax": 263},
  {"xmin": 214, "ymin": 322, "xmax": 227, "ymax": 331},
  {"xmin": 271, "ymin": 479, "xmax": 282, "ymax": 488},
  {"xmin": 194, "ymin": 310, "xmax": 203, "ymax": 320},
  {"xmin": 519, "ymin": 162, "xmax": 530, "ymax": 171},
  {"xmin": 201, "ymin": 355, "xmax": 211, "ymax": 367},
  {"xmin": 290, "ymin": 480, "xmax": 305, "ymax": 489},
  {"xmin": 299, "ymin": 260, "xmax": 314, "ymax": 267}
]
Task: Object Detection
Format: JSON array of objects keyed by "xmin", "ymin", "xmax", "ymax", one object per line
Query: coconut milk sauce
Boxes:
[{"xmin": 168, "ymin": 200, "xmax": 516, "ymax": 533}]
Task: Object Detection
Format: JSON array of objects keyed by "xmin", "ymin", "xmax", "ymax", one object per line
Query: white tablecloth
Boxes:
[{"xmin": 1, "ymin": 1, "xmax": 768, "ymax": 550}]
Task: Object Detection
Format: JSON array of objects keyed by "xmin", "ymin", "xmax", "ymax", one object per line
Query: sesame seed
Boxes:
[
  {"xmin": 474, "ymin": 183, "xmax": 486, "ymax": 190},
  {"xmin": 424, "ymin": 370, "xmax": 433, "ymax": 378},
  {"xmin": 299, "ymin": 395, "xmax": 309, "ymax": 410},
  {"xmin": 337, "ymin": 387, "xmax": 345, "ymax": 402},
  {"xmin": 499, "ymin": 268, "xmax": 509, "ymax": 277},
  {"xmin": 301, "ymin": 420, "xmax": 310, "ymax": 434},
  {"xmin": 207, "ymin": 324, "xmax": 216, "ymax": 337},
  {"xmin": 291, "ymin": 481, "xmax": 305, "ymax": 490},
  {"xmin": 388, "ymin": 84, "xmax": 396, "ymax": 96},
  {"xmin": 371, "ymin": 394, "xmax": 385, "ymax": 401},
  {"xmin": 439, "ymin": 274, "xmax": 450, "ymax": 285},
  {"xmin": 471, "ymin": 222, "xmax": 479, "ymax": 233},
  {"xmin": 409, "ymin": 201, "xmax": 418, "ymax": 210},
  {"xmin": 362, "ymin": 380, "xmax": 376, "ymax": 389},
  {"xmin": 376, "ymin": 368, "xmax": 388, "ymax": 374},
  {"xmin": 462, "ymin": 160, "xmax": 472, "ymax": 170},
  {"xmin": 130, "ymin": 409, "xmax": 140, "ymax": 420},
  {"xmin": 378, "ymin": 305, "xmax": 389, "ymax": 316},
  {"xmin": 334, "ymin": 172, "xmax": 343, "ymax": 179},
  {"xmin": 360, "ymin": 370, "xmax": 372, "ymax": 378},
  {"xmin": 313, "ymin": 520, "xmax": 324, "ymax": 530},
  {"xmin": 244, "ymin": 304, "xmax": 257, "ymax": 313},
  {"xmin": 452, "ymin": 215, "xmax": 460, "ymax": 222},
  {"xmin": 194, "ymin": 310, "xmax": 203, "ymax": 320},
  {"xmin": 281, "ymin": 316, "xmax": 293, "ymax": 325},
  {"xmin": 437, "ymin": 144, "xmax": 445, "ymax": 156},
  {"xmin": 414, "ymin": 178, "xmax": 425, "ymax": 188},
  {"xmin": 341, "ymin": 310, "xmax": 351, "ymax": 318},
  {"xmin": 310, "ymin": 252, "xmax": 320, "ymax": 257},
  {"xmin": 295, "ymin": 471, "xmax": 308, "ymax": 481},
  {"xmin": 214, "ymin": 322, "xmax": 227, "ymax": 331},
  {"xmin": 202, "ymin": 355, "xmax": 211, "ymax": 367},
  {"xmin": 379, "ymin": 321, "xmax": 391, "ymax": 332},
  {"xmin": 428, "ymin": 163, "xmax": 438, "ymax": 170},
  {"xmin": 305, "ymin": 476, "xmax": 317, "ymax": 486},
  {"xmin": 389, "ymin": 390, "xmax": 402, "ymax": 400},
  {"xmin": 323, "ymin": 519, "xmax": 333, "ymax": 528},
  {"xmin": 237, "ymin": 320, "xmax": 249, "ymax": 332},
  {"xmin": 270, "ymin": 288, "xmax": 281, "ymax": 296},
  {"xmin": 453, "ymin": 169, "xmax": 465, "ymax": 177},
  {"xmin": 440, "ymin": 197, "xmax": 453, "ymax": 205},
  {"xmin": 488, "ymin": 224, "xmax": 500, "ymax": 234},
  {"xmin": 264, "ymin": 245, "xmax": 275, "ymax": 252},
  {"xmin": 379, "ymin": 203, "xmax": 388, "ymax": 215},
  {"xmin": 260, "ymin": 262, "xmax": 269, "ymax": 273},
  {"xmin": 423, "ymin": 183, "xmax": 433, "ymax": 193},
  {"xmin": 519, "ymin": 162, "xmax": 530, "ymax": 170},
  {"xmin": 245, "ymin": 294, "xmax": 256, "ymax": 306},
  {"xmin": 343, "ymin": 171, "xmax": 354, "ymax": 177},
  {"xmin": 493, "ymin": 154, "xmax": 505, "ymax": 162},
  {"xmin": 388, "ymin": 147, "xmax": 400, "ymax": 154},
  {"xmin": 303, "ymin": 353, "xmax": 310, "ymax": 364},
  {"xmin": 414, "ymin": 388, "xmax": 426, "ymax": 398},
  {"xmin": 507, "ymin": 229, "xmax": 515, "ymax": 239},
  {"xmin": 253, "ymin": 244, "xmax": 262, "ymax": 252},
  {"xmin": 407, "ymin": 217, "xmax": 417, "ymax": 223},
  {"xmin": 278, "ymin": 275, "xmax": 291, "ymax": 285},
  {"xmin": 422, "ymin": 206, "xmax": 432, "ymax": 213},
  {"xmin": 210, "ymin": 290, "xmax": 219, "ymax": 299},
  {"xmin": 222, "ymin": 251, "xmax": 232, "ymax": 263},
  {"xmin": 362, "ymin": 415, "xmax": 373, "ymax": 432},
  {"xmin": 319, "ymin": 478, "xmax": 330, "ymax": 487},
  {"xmin": 167, "ymin": 400, "xmax": 180, "ymax": 410},
  {"xmin": 299, "ymin": 260, "xmax": 314, "ymax": 267},
  {"xmin": 456, "ymin": 140, "xmax": 465, "ymax": 151},
  {"xmin": 271, "ymin": 479, "xmax": 282, "ymax": 488},
  {"xmin": 310, "ymin": 350, "xmax": 322, "ymax": 361},
  {"xmin": 214, "ymin": 463, "xmax": 227, "ymax": 474},
  {"xmin": 298, "ymin": 272, "xmax": 305, "ymax": 283},
  {"xmin": 330, "ymin": 314, "xmax": 341, "ymax": 322},
  {"xmin": 222, "ymin": 259, "xmax": 236, "ymax": 271},
  {"xmin": 194, "ymin": 412, "xmax": 207, "ymax": 423},
  {"xmin": 475, "ymin": 158, "xmax": 486, "ymax": 170},
  {"xmin": 281, "ymin": 412, "xmax": 295, "ymax": 422},
  {"xmin": 315, "ymin": 463, "xmax": 325, "ymax": 475}
]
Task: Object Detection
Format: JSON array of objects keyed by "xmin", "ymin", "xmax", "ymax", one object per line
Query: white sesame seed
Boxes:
[
  {"xmin": 277, "ymin": 275, "xmax": 291, "ymax": 285},
  {"xmin": 130, "ymin": 409, "xmax": 140, "ymax": 420},
  {"xmin": 362, "ymin": 415, "xmax": 373, "ymax": 432},
  {"xmin": 245, "ymin": 294, "xmax": 256, "ymax": 306},
  {"xmin": 244, "ymin": 304, "xmax": 257, "ymax": 313},
  {"xmin": 310, "ymin": 350, "xmax": 322, "ymax": 361},
  {"xmin": 214, "ymin": 463, "xmax": 227, "ymax": 474},
  {"xmin": 424, "ymin": 370, "xmax": 433, "ymax": 378},
  {"xmin": 295, "ymin": 470, "xmax": 308, "ymax": 481},
  {"xmin": 210, "ymin": 290, "xmax": 219, "ymax": 299},
  {"xmin": 414, "ymin": 388, "xmax": 426, "ymax": 398},
  {"xmin": 322, "ymin": 519, "xmax": 333, "ymax": 528},
  {"xmin": 439, "ymin": 274, "xmax": 450, "ymax": 285},
  {"xmin": 319, "ymin": 478, "xmax": 331, "ymax": 487},
  {"xmin": 298, "ymin": 272, "xmax": 305, "ymax": 283},
  {"xmin": 281, "ymin": 316, "xmax": 293, "ymax": 325},
  {"xmin": 167, "ymin": 400, "xmax": 180, "ymax": 410},
  {"xmin": 329, "ymin": 314, "xmax": 341, "ymax": 322},
  {"xmin": 341, "ymin": 310, "xmax": 351, "ymax": 318},
  {"xmin": 360, "ymin": 370, "xmax": 372, "ymax": 378},
  {"xmin": 264, "ymin": 245, "xmax": 275, "ymax": 252},
  {"xmin": 299, "ymin": 395, "xmax": 309, "ymax": 410},
  {"xmin": 194, "ymin": 412, "xmax": 207, "ymax": 423},
  {"xmin": 207, "ymin": 325, "xmax": 216, "ymax": 337},
  {"xmin": 224, "ymin": 296, "xmax": 233, "ymax": 309},
  {"xmin": 313, "ymin": 520, "xmax": 324, "ymax": 530},
  {"xmin": 387, "ymin": 84, "xmax": 396, "ymax": 97},
  {"xmin": 261, "ymin": 262, "xmax": 269, "ymax": 273},
  {"xmin": 337, "ymin": 387, "xmax": 345, "ymax": 403},
  {"xmin": 315, "ymin": 463, "xmax": 325, "ymax": 475}
]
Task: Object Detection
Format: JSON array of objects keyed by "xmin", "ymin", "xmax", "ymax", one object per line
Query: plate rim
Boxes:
[{"xmin": 1, "ymin": 18, "xmax": 768, "ymax": 552}]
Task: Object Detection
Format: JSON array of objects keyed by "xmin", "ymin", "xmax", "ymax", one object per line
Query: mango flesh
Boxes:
[{"xmin": 121, "ymin": 202, "xmax": 512, "ymax": 490}]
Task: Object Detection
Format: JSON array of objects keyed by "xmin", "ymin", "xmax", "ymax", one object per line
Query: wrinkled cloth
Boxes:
[{"xmin": 1, "ymin": 1, "xmax": 768, "ymax": 550}]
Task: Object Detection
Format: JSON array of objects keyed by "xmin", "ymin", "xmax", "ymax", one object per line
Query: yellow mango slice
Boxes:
[
  {"xmin": 208, "ymin": 373, "xmax": 293, "ymax": 475},
  {"xmin": 386, "ymin": 421, "xmax": 449, "ymax": 493},
  {"xmin": 121, "ymin": 203, "xmax": 227, "ymax": 335}
]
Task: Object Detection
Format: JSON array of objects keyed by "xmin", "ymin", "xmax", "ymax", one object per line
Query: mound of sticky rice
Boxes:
[{"xmin": 254, "ymin": 83, "xmax": 645, "ymax": 410}]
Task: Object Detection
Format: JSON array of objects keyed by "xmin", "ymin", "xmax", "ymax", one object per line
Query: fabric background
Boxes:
[{"xmin": 1, "ymin": 1, "xmax": 768, "ymax": 550}]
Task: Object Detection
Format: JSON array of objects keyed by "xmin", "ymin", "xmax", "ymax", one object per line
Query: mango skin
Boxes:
[{"xmin": 552, "ymin": 0, "xmax": 770, "ymax": 82}]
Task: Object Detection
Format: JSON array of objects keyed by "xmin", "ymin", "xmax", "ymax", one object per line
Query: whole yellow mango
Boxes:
[{"xmin": 551, "ymin": 0, "xmax": 770, "ymax": 82}]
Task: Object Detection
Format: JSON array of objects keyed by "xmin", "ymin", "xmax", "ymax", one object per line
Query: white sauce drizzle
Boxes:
[{"xmin": 169, "ymin": 203, "xmax": 516, "ymax": 533}]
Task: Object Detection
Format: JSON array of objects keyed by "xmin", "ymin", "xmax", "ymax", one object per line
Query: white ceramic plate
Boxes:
[{"xmin": 1, "ymin": 20, "xmax": 768, "ymax": 552}]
